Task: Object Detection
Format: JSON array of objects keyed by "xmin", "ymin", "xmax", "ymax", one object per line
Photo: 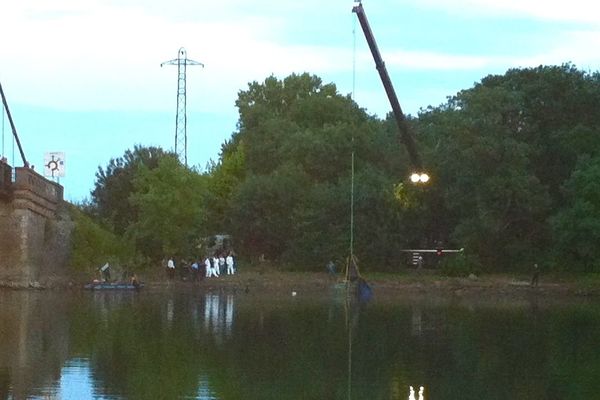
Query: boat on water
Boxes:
[{"xmin": 84, "ymin": 281, "xmax": 143, "ymax": 290}]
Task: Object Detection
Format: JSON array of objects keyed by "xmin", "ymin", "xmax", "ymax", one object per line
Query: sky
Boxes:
[{"xmin": 2, "ymin": 0, "xmax": 600, "ymax": 202}]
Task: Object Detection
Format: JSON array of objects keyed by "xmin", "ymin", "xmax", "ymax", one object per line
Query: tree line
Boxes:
[{"xmin": 72, "ymin": 64, "xmax": 600, "ymax": 274}]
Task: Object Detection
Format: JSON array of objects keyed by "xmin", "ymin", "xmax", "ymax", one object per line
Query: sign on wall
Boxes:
[{"xmin": 44, "ymin": 152, "xmax": 65, "ymax": 178}]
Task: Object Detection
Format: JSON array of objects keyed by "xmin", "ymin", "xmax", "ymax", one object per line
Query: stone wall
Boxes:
[{"xmin": 0, "ymin": 166, "xmax": 73, "ymax": 288}]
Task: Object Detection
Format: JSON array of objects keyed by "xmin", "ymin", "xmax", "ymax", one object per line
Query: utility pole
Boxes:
[{"xmin": 161, "ymin": 48, "xmax": 203, "ymax": 166}]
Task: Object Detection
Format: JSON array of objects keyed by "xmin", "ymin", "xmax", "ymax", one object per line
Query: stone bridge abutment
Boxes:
[{"xmin": 0, "ymin": 163, "xmax": 72, "ymax": 287}]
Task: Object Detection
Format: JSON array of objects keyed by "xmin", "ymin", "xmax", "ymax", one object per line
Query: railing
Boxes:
[
  {"xmin": 13, "ymin": 167, "xmax": 63, "ymax": 204},
  {"xmin": 8, "ymin": 167, "xmax": 64, "ymax": 217}
]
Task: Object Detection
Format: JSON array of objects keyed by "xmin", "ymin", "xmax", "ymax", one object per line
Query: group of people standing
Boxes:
[
  {"xmin": 203, "ymin": 253, "xmax": 236, "ymax": 278},
  {"xmin": 166, "ymin": 252, "xmax": 237, "ymax": 282}
]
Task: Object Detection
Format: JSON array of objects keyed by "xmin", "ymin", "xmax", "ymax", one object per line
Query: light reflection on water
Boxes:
[
  {"xmin": 29, "ymin": 358, "xmax": 109, "ymax": 400},
  {"xmin": 28, "ymin": 358, "xmax": 221, "ymax": 400},
  {"xmin": 1, "ymin": 290, "xmax": 599, "ymax": 399},
  {"xmin": 56, "ymin": 359, "xmax": 95, "ymax": 400}
]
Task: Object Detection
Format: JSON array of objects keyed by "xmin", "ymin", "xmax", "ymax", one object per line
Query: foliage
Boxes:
[
  {"xmin": 438, "ymin": 253, "xmax": 482, "ymax": 277},
  {"xmin": 128, "ymin": 156, "xmax": 209, "ymax": 261},
  {"xmin": 90, "ymin": 145, "xmax": 175, "ymax": 234},
  {"xmin": 80, "ymin": 65, "xmax": 600, "ymax": 273},
  {"xmin": 69, "ymin": 205, "xmax": 134, "ymax": 271},
  {"xmin": 83, "ymin": 146, "xmax": 208, "ymax": 268},
  {"xmin": 551, "ymin": 155, "xmax": 600, "ymax": 272},
  {"xmin": 203, "ymin": 140, "xmax": 246, "ymax": 234},
  {"xmin": 415, "ymin": 64, "xmax": 600, "ymax": 271},
  {"xmin": 216, "ymin": 72, "xmax": 409, "ymax": 267}
]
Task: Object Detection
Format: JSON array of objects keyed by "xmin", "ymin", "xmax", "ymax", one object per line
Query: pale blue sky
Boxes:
[{"xmin": 2, "ymin": 0, "xmax": 600, "ymax": 202}]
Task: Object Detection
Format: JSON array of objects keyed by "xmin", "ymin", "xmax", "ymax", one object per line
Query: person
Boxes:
[
  {"xmin": 130, "ymin": 273, "xmax": 140, "ymax": 290},
  {"xmin": 204, "ymin": 257, "xmax": 212, "ymax": 278},
  {"xmin": 417, "ymin": 255, "xmax": 424, "ymax": 270},
  {"xmin": 100, "ymin": 262, "xmax": 111, "ymax": 282},
  {"xmin": 212, "ymin": 255, "xmax": 220, "ymax": 277},
  {"xmin": 191, "ymin": 260, "xmax": 199, "ymax": 282},
  {"xmin": 531, "ymin": 263, "xmax": 540, "ymax": 287},
  {"xmin": 219, "ymin": 254, "xmax": 226, "ymax": 275},
  {"xmin": 326, "ymin": 260, "xmax": 336, "ymax": 276},
  {"xmin": 231, "ymin": 250, "xmax": 238, "ymax": 272},
  {"xmin": 226, "ymin": 253, "xmax": 235, "ymax": 275},
  {"xmin": 167, "ymin": 258, "xmax": 175, "ymax": 280}
]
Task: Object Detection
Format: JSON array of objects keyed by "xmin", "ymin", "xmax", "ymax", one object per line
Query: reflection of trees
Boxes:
[
  {"xmin": 65, "ymin": 294, "xmax": 600, "ymax": 400},
  {"xmin": 0, "ymin": 291, "xmax": 71, "ymax": 399},
  {"xmin": 69, "ymin": 292, "xmax": 205, "ymax": 399},
  {"xmin": 2, "ymin": 291, "xmax": 600, "ymax": 399}
]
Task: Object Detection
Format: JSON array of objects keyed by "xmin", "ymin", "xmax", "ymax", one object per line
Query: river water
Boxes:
[{"xmin": 0, "ymin": 289, "xmax": 598, "ymax": 399}]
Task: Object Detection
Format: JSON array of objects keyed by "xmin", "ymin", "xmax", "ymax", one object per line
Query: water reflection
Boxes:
[
  {"xmin": 407, "ymin": 386, "xmax": 424, "ymax": 400},
  {"xmin": 0, "ymin": 291, "xmax": 71, "ymax": 399},
  {"xmin": 0, "ymin": 290, "xmax": 599, "ymax": 399}
]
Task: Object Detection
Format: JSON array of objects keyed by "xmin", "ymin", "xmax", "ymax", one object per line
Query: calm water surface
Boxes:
[{"xmin": 0, "ymin": 288, "xmax": 599, "ymax": 399}]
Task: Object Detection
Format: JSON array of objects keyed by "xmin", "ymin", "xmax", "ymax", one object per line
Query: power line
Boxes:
[{"xmin": 161, "ymin": 48, "xmax": 204, "ymax": 166}]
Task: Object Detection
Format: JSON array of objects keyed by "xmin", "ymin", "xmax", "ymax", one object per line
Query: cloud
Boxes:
[
  {"xmin": 364, "ymin": 50, "xmax": 490, "ymax": 70},
  {"xmin": 0, "ymin": 0, "xmax": 352, "ymax": 113},
  {"xmin": 417, "ymin": 0, "xmax": 600, "ymax": 24},
  {"xmin": 3, "ymin": 0, "xmax": 600, "ymax": 116}
]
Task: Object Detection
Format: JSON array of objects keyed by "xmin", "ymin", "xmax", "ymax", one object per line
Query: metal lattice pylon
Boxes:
[{"xmin": 161, "ymin": 48, "xmax": 203, "ymax": 166}]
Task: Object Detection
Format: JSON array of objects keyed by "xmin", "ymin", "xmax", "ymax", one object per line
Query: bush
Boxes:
[
  {"xmin": 69, "ymin": 206, "xmax": 134, "ymax": 273},
  {"xmin": 439, "ymin": 253, "xmax": 482, "ymax": 277}
]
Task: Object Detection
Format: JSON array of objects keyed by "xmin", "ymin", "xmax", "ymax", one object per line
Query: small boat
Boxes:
[{"xmin": 84, "ymin": 281, "xmax": 143, "ymax": 290}]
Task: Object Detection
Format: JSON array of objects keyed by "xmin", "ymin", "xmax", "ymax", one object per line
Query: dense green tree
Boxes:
[
  {"xmin": 216, "ymin": 73, "xmax": 408, "ymax": 267},
  {"xmin": 415, "ymin": 64, "xmax": 600, "ymax": 270},
  {"xmin": 203, "ymin": 139, "xmax": 246, "ymax": 234},
  {"xmin": 69, "ymin": 205, "xmax": 134, "ymax": 271},
  {"xmin": 473, "ymin": 64, "xmax": 600, "ymax": 204},
  {"xmin": 91, "ymin": 145, "xmax": 176, "ymax": 234},
  {"xmin": 128, "ymin": 156, "xmax": 208, "ymax": 261},
  {"xmin": 80, "ymin": 65, "xmax": 600, "ymax": 272},
  {"xmin": 230, "ymin": 163, "xmax": 311, "ymax": 260},
  {"xmin": 551, "ymin": 155, "xmax": 600, "ymax": 272}
]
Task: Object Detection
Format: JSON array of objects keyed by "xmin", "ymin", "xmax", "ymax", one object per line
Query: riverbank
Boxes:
[
  {"xmin": 2, "ymin": 268, "xmax": 600, "ymax": 299},
  {"xmin": 111, "ymin": 269, "xmax": 600, "ymax": 300}
]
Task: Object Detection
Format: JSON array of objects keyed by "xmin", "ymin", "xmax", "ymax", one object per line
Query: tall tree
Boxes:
[
  {"xmin": 91, "ymin": 145, "xmax": 175, "ymax": 234},
  {"xmin": 551, "ymin": 155, "xmax": 600, "ymax": 272},
  {"xmin": 214, "ymin": 73, "xmax": 408, "ymax": 266},
  {"xmin": 415, "ymin": 64, "xmax": 600, "ymax": 270},
  {"xmin": 128, "ymin": 156, "xmax": 208, "ymax": 261}
]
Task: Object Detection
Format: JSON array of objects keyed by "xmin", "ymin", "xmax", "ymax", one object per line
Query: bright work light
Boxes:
[{"xmin": 410, "ymin": 172, "xmax": 430, "ymax": 184}]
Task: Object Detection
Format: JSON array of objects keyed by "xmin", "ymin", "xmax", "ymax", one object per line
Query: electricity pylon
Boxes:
[{"xmin": 161, "ymin": 48, "xmax": 203, "ymax": 166}]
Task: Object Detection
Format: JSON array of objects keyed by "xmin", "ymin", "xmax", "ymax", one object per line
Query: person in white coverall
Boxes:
[
  {"xmin": 204, "ymin": 257, "xmax": 212, "ymax": 278},
  {"xmin": 212, "ymin": 256, "xmax": 220, "ymax": 277},
  {"xmin": 226, "ymin": 254, "xmax": 235, "ymax": 275}
]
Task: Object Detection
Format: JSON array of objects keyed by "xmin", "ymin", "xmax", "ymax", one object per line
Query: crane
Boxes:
[{"xmin": 352, "ymin": 1, "xmax": 428, "ymax": 183}]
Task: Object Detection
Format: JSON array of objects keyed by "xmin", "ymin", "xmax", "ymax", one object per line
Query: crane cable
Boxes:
[
  {"xmin": 1, "ymin": 100, "xmax": 4, "ymax": 158},
  {"xmin": 347, "ymin": 11, "xmax": 357, "ymax": 281},
  {"xmin": 0, "ymin": 100, "xmax": 10, "ymax": 167},
  {"xmin": 352, "ymin": 13, "xmax": 357, "ymax": 101}
]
